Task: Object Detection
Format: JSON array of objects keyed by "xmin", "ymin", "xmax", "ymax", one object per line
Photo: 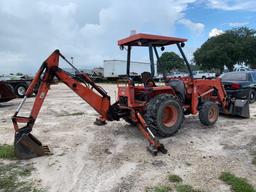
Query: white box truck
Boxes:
[{"xmin": 104, "ymin": 60, "xmax": 157, "ymax": 78}]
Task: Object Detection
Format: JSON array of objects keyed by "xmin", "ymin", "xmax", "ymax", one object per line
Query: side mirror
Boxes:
[
  {"xmin": 120, "ymin": 46, "xmax": 124, "ymax": 50},
  {"xmin": 161, "ymin": 47, "xmax": 165, "ymax": 51},
  {"xmin": 181, "ymin": 42, "xmax": 185, "ymax": 48}
]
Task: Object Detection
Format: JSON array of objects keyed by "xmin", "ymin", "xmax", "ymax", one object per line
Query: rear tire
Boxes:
[
  {"xmin": 14, "ymin": 84, "xmax": 27, "ymax": 98},
  {"xmin": 248, "ymin": 89, "xmax": 256, "ymax": 104},
  {"xmin": 144, "ymin": 94, "xmax": 183, "ymax": 137},
  {"xmin": 199, "ymin": 101, "xmax": 219, "ymax": 126}
]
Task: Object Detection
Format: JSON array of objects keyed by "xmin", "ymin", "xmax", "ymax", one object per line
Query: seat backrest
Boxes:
[
  {"xmin": 168, "ymin": 79, "xmax": 185, "ymax": 101},
  {"xmin": 141, "ymin": 72, "xmax": 156, "ymax": 87}
]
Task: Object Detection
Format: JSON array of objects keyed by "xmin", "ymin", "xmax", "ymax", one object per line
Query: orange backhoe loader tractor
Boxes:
[{"xmin": 12, "ymin": 33, "xmax": 250, "ymax": 159}]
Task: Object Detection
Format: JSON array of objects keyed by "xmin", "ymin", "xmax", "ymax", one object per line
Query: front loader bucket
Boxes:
[
  {"xmin": 227, "ymin": 99, "xmax": 250, "ymax": 118},
  {"xmin": 14, "ymin": 133, "xmax": 51, "ymax": 159}
]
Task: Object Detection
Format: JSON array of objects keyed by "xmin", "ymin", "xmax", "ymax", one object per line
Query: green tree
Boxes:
[
  {"xmin": 158, "ymin": 52, "xmax": 185, "ymax": 75},
  {"xmin": 194, "ymin": 27, "xmax": 256, "ymax": 72}
]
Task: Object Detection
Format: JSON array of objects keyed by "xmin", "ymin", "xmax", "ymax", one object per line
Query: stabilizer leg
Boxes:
[{"xmin": 136, "ymin": 112, "xmax": 167, "ymax": 155}]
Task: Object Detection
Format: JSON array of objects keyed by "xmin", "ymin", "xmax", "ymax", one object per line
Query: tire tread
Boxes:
[{"xmin": 144, "ymin": 94, "xmax": 183, "ymax": 137}]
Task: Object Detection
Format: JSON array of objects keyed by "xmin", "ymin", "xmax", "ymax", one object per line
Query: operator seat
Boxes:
[
  {"xmin": 141, "ymin": 72, "xmax": 156, "ymax": 87},
  {"xmin": 167, "ymin": 79, "xmax": 186, "ymax": 102}
]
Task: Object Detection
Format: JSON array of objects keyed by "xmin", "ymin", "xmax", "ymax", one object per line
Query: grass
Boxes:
[
  {"xmin": 146, "ymin": 174, "xmax": 204, "ymax": 192},
  {"xmin": 146, "ymin": 185, "xmax": 172, "ymax": 192},
  {"xmin": 176, "ymin": 185, "xmax": 204, "ymax": 192},
  {"xmin": 58, "ymin": 112, "xmax": 85, "ymax": 116},
  {"xmin": 0, "ymin": 163, "xmax": 45, "ymax": 192},
  {"xmin": 219, "ymin": 172, "xmax": 256, "ymax": 192},
  {"xmin": 168, "ymin": 174, "xmax": 183, "ymax": 183},
  {"xmin": 0, "ymin": 144, "xmax": 16, "ymax": 159},
  {"xmin": 252, "ymin": 157, "xmax": 256, "ymax": 166}
]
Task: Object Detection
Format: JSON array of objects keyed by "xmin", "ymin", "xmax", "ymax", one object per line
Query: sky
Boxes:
[{"xmin": 0, "ymin": 0, "xmax": 255, "ymax": 74}]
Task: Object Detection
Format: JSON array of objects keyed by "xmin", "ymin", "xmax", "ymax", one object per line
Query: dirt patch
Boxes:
[{"xmin": 0, "ymin": 83, "xmax": 255, "ymax": 192}]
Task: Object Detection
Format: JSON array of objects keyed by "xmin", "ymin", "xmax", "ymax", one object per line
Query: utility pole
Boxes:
[{"xmin": 70, "ymin": 57, "xmax": 74, "ymax": 65}]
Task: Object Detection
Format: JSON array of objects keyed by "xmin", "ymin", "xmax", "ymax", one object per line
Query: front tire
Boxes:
[
  {"xmin": 144, "ymin": 94, "xmax": 183, "ymax": 137},
  {"xmin": 199, "ymin": 101, "xmax": 219, "ymax": 126}
]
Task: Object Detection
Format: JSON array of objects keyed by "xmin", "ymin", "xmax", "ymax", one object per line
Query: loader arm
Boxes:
[{"xmin": 12, "ymin": 50, "xmax": 114, "ymax": 159}]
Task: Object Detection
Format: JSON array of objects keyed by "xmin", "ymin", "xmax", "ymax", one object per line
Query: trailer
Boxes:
[
  {"xmin": 0, "ymin": 74, "xmax": 38, "ymax": 98},
  {"xmin": 104, "ymin": 60, "xmax": 157, "ymax": 79},
  {"xmin": 4, "ymin": 80, "xmax": 34, "ymax": 98}
]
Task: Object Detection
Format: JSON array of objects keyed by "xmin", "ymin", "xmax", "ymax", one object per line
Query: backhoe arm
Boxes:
[
  {"xmin": 55, "ymin": 69, "xmax": 110, "ymax": 118},
  {"xmin": 12, "ymin": 50, "xmax": 112, "ymax": 159},
  {"xmin": 12, "ymin": 49, "xmax": 166, "ymax": 159}
]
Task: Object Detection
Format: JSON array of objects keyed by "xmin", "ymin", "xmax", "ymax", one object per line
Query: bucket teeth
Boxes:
[{"xmin": 42, "ymin": 146, "xmax": 52, "ymax": 155}]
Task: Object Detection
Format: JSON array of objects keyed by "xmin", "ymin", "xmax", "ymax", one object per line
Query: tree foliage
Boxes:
[
  {"xmin": 158, "ymin": 52, "xmax": 185, "ymax": 74},
  {"xmin": 194, "ymin": 27, "xmax": 256, "ymax": 72}
]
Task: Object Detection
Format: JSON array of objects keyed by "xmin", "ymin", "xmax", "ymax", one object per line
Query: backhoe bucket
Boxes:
[
  {"xmin": 14, "ymin": 133, "xmax": 51, "ymax": 159},
  {"xmin": 227, "ymin": 99, "xmax": 250, "ymax": 118}
]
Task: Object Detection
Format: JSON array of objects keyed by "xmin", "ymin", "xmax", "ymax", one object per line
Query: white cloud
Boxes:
[
  {"xmin": 209, "ymin": 28, "xmax": 224, "ymax": 38},
  {"xmin": 178, "ymin": 18, "xmax": 205, "ymax": 33},
  {"xmin": 228, "ymin": 22, "xmax": 249, "ymax": 27},
  {"xmin": 206, "ymin": 0, "xmax": 256, "ymax": 11},
  {"xmin": 0, "ymin": 0, "xmax": 200, "ymax": 74}
]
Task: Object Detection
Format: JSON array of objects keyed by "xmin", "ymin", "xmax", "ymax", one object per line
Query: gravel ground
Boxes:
[{"xmin": 0, "ymin": 83, "xmax": 255, "ymax": 192}]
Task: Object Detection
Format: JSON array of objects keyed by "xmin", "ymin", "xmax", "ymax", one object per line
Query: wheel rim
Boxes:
[
  {"xmin": 250, "ymin": 92, "xmax": 255, "ymax": 100},
  {"xmin": 162, "ymin": 105, "xmax": 178, "ymax": 127},
  {"xmin": 18, "ymin": 86, "xmax": 26, "ymax": 96},
  {"xmin": 208, "ymin": 107, "xmax": 217, "ymax": 123}
]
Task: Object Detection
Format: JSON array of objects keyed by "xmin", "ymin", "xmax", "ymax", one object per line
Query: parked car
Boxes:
[
  {"xmin": 167, "ymin": 71, "xmax": 188, "ymax": 78},
  {"xmin": 192, "ymin": 70, "xmax": 215, "ymax": 79},
  {"xmin": 0, "ymin": 81, "xmax": 16, "ymax": 102},
  {"xmin": 220, "ymin": 71, "xmax": 256, "ymax": 103},
  {"xmin": 233, "ymin": 66, "xmax": 251, "ymax": 72}
]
